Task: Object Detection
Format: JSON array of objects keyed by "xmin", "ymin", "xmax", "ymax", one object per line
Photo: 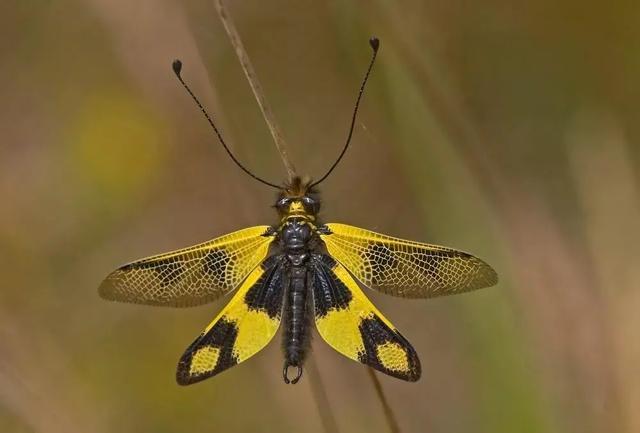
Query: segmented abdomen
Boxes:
[{"xmin": 284, "ymin": 266, "xmax": 309, "ymax": 367}]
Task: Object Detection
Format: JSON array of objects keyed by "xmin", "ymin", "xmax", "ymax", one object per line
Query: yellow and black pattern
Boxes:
[
  {"xmin": 312, "ymin": 254, "xmax": 420, "ymax": 381},
  {"xmin": 176, "ymin": 255, "xmax": 285, "ymax": 385},
  {"xmin": 99, "ymin": 226, "xmax": 274, "ymax": 307},
  {"xmin": 320, "ymin": 223, "xmax": 498, "ymax": 298}
]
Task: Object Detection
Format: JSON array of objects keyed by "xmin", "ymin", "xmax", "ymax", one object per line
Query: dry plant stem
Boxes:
[
  {"xmin": 367, "ymin": 367, "xmax": 401, "ymax": 433},
  {"xmin": 212, "ymin": 5, "xmax": 399, "ymax": 432},
  {"xmin": 306, "ymin": 358, "xmax": 340, "ymax": 433},
  {"xmin": 213, "ymin": 0, "xmax": 298, "ymax": 181},
  {"xmin": 212, "ymin": 1, "xmax": 340, "ymax": 430}
]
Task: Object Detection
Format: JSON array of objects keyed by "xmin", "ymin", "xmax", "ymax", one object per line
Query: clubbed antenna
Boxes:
[
  {"xmin": 172, "ymin": 60, "xmax": 281, "ymax": 189},
  {"xmin": 311, "ymin": 37, "xmax": 380, "ymax": 188}
]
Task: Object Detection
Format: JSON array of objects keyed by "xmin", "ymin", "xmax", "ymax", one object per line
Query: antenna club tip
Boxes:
[
  {"xmin": 172, "ymin": 59, "xmax": 183, "ymax": 76},
  {"xmin": 369, "ymin": 37, "xmax": 380, "ymax": 52}
]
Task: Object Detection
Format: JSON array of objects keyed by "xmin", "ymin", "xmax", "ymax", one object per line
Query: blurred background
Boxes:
[{"xmin": 1, "ymin": 1, "xmax": 639, "ymax": 432}]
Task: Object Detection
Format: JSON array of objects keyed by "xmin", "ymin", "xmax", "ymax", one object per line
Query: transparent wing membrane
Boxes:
[
  {"xmin": 320, "ymin": 223, "xmax": 497, "ymax": 298},
  {"xmin": 99, "ymin": 226, "xmax": 274, "ymax": 307}
]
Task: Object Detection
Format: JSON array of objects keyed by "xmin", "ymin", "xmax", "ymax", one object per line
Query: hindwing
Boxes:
[
  {"xmin": 312, "ymin": 254, "xmax": 420, "ymax": 381},
  {"xmin": 99, "ymin": 226, "xmax": 274, "ymax": 307},
  {"xmin": 320, "ymin": 223, "xmax": 497, "ymax": 298},
  {"xmin": 176, "ymin": 255, "xmax": 285, "ymax": 385}
]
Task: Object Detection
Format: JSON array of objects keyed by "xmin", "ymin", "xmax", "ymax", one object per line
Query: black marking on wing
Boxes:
[
  {"xmin": 244, "ymin": 255, "xmax": 285, "ymax": 319},
  {"xmin": 366, "ymin": 243, "xmax": 398, "ymax": 285},
  {"xmin": 358, "ymin": 316, "xmax": 421, "ymax": 381},
  {"xmin": 311, "ymin": 254, "xmax": 352, "ymax": 318},
  {"xmin": 202, "ymin": 248, "xmax": 231, "ymax": 276},
  {"xmin": 123, "ymin": 258, "xmax": 185, "ymax": 287},
  {"xmin": 320, "ymin": 223, "xmax": 498, "ymax": 298},
  {"xmin": 176, "ymin": 318, "xmax": 239, "ymax": 385},
  {"xmin": 411, "ymin": 249, "xmax": 472, "ymax": 285},
  {"xmin": 176, "ymin": 255, "xmax": 285, "ymax": 385}
]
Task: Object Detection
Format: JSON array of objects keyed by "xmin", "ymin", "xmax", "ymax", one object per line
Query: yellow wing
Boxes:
[
  {"xmin": 320, "ymin": 223, "xmax": 497, "ymax": 298},
  {"xmin": 176, "ymin": 255, "xmax": 285, "ymax": 385},
  {"xmin": 312, "ymin": 254, "xmax": 421, "ymax": 381},
  {"xmin": 99, "ymin": 226, "xmax": 274, "ymax": 307}
]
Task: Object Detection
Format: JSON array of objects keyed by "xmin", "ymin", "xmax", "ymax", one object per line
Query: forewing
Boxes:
[
  {"xmin": 176, "ymin": 255, "xmax": 285, "ymax": 385},
  {"xmin": 320, "ymin": 223, "xmax": 497, "ymax": 298},
  {"xmin": 99, "ymin": 226, "xmax": 274, "ymax": 307},
  {"xmin": 312, "ymin": 254, "xmax": 420, "ymax": 381}
]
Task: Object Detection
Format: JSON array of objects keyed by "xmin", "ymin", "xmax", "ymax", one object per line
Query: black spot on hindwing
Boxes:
[
  {"xmin": 358, "ymin": 316, "xmax": 421, "ymax": 381},
  {"xmin": 176, "ymin": 318, "xmax": 239, "ymax": 385}
]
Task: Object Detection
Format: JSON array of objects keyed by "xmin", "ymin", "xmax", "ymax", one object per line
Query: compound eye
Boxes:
[
  {"xmin": 276, "ymin": 197, "xmax": 291, "ymax": 211},
  {"xmin": 301, "ymin": 196, "xmax": 320, "ymax": 214}
]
